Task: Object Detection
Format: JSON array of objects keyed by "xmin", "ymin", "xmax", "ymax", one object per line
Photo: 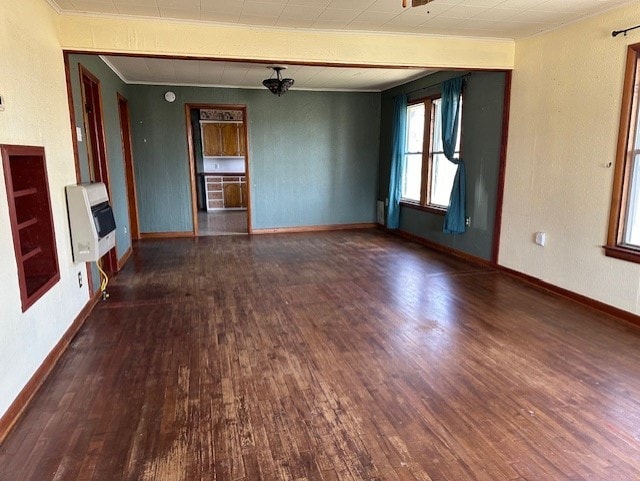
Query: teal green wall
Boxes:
[
  {"xmin": 68, "ymin": 55, "xmax": 132, "ymax": 287},
  {"xmin": 379, "ymin": 71, "xmax": 507, "ymax": 261},
  {"xmin": 127, "ymin": 85, "xmax": 381, "ymax": 232}
]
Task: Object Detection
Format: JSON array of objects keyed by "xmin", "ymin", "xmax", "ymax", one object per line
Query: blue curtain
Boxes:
[
  {"xmin": 441, "ymin": 77, "xmax": 466, "ymax": 234},
  {"xmin": 386, "ymin": 94, "xmax": 408, "ymax": 229}
]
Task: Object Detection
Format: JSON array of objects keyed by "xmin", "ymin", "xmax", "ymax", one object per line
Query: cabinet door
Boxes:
[
  {"xmin": 223, "ymin": 183, "xmax": 242, "ymax": 208},
  {"xmin": 220, "ymin": 123, "xmax": 242, "ymax": 156},
  {"xmin": 236, "ymin": 123, "xmax": 246, "ymax": 156},
  {"xmin": 202, "ymin": 123, "xmax": 221, "ymax": 156},
  {"xmin": 240, "ymin": 183, "xmax": 247, "ymax": 208}
]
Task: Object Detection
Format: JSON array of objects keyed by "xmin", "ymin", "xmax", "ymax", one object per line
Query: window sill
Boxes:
[
  {"xmin": 400, "ymin": 200, "xmax": 447, "ymax": 216},
  {"xmin": 603, "ymin": 244, "xmax": 640, "ymax": 264}
]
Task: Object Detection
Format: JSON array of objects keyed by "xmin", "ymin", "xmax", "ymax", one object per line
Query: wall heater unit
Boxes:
[{"xmin": 66, "ymin": 183, "xmax": 116, "ymax": 263}]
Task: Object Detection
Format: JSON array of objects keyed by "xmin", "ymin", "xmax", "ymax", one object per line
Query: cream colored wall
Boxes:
[
  {"xmin": 0, "ymin": 0, "xmax": 89, "ymax": 418},
  {"xmin": 55, "ymin": 14, "xmax": 514, "ymax": 70},
  {"xmin": 501, "ymin": 3, "xmax": 640, "ymax": 314}
]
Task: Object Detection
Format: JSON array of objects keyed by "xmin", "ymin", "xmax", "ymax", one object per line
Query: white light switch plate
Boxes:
[{"xmin": 76, "ymin": 126, "xmax": 83, "ymax": 142}]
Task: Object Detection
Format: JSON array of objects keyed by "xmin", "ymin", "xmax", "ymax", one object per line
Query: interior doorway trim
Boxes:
[
  {"xmin": 185, "ymin": 103, "xmax": 252, "ymax": 235},
  {"xmin": 117, "ymin": 93, "xmax": 140, "ymax": 240},
  {"xmin": 78, "ymin": 64, "xmax": 118, "ymax": 273}
]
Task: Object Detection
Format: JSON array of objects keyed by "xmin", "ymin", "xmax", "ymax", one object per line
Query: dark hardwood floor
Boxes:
[{"xmin": 2, "ymin": 230, "xmax": 640, "ymax": 480}]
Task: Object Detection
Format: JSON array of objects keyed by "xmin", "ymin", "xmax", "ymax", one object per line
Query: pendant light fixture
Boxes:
[
  {"xmin": 262, "ymin": 66, "xmax": 294, "ymax": 96},
  {"xmin": 402, "ymin": 0, "xmax": 433, "ymax": 6}
]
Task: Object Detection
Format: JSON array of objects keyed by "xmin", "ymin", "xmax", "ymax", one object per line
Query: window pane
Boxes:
[
  {"xmin": 624, "ymin": 152, "xmax": 640, "ymax": 246},
  {"xmin": 402, "ymin": 154, "xmax": 422, "ymax": 201},
  {"xmin": 428, "ymin": 96, "xmax": 462, "ymax": 208},
  {"xmin": 430, "ymin": 153, "xmax": 458, "ymax": 207},
  {"xmin": 432, "ymin": 100, "xmax": 443, "ymax": 152},
  {"xmin": 431, "ymin": 97, "xmax": 461, "ymax": 154},
  {"xmin": 406, "ymin": 104, "xmax": 425, "ymax": 153}
]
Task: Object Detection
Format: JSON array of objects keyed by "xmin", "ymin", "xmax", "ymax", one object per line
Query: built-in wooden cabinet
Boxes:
[
  {"xmin": 223, "ymin": 183, "xmax": 242, "ymax": 208},
  {"xmin": 1, "ymin": 144, "xmax": 60, "ymax": 311},
  {"xmin": 201, "ymin": 122, "xmax": 245, "ymax": 157},
  {"xmin": 204, "ymin": 175, "xmax": 247, "ymax": 211}
]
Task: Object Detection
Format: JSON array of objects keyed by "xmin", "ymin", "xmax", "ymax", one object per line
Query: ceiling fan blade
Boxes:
[{"xmin": 412, "ymin": 0, "xmax": 434, "ymax": 6}]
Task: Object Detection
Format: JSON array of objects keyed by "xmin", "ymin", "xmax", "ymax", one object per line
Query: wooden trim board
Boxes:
[
  {"xmin": 67, "ymin": 50, "xmax": 504, "ymax": 72},
  {"xmin": 391, "ymin": 228, "xmax": 493, "ymax": 268},
  {"xmin": 0, "ymin": 290, "xmax": 102, "ymax": 444},
  {"xmin": 387, "ymin": 226, "xmax": 640, "ymax": 328},
  {"xmin": 499, "ymin": 265, "xmax": 640, "ymax": 329},
  {"xmin": 252, "ymin": 223, "xmax": 376, "ymax": 234},
  {"xmin": 491, "ymin": 70, "xmax": 512, "ymax": 265},
  {"xmin": 139, "ymin": 231, "xmax": 195, "ymax": 239},
  {"xmin": 117, "ymin": 93, "xmax": 140, "ymax": 240},
  {"xmin": 117, "ymin": 246, "xmax": 133, "ymax": 271},
  {"xmin": 63, "ymin": 53, "xmax": 94, "ymax": 295}
]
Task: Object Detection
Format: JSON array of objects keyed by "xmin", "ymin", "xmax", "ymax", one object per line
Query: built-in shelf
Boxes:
[
  {"xmin": 14, "ymin": 187, "xmax": 37, "ymax": 198},
  {"xmin": 1, "ymin": 144, "xmax": 60, "ymax": 311},
  {"xmin": 21, "ymin": 246, "xmax": 42, "ymax": 262},
  {"xmin": 17, "ymin": 217, "xmax": 38, "ymax": 230}
]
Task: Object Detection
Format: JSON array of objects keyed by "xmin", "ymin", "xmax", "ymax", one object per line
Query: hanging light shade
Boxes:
[{"xmin": 262, "ymin": 66, "xmax": 294, "ymax": 96}]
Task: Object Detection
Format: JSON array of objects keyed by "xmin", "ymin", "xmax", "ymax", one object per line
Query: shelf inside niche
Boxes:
[
  {"xmin": 21, "ymin": 246, "xmax": 42, "ymax": 262},
  {"xmin": 2, "ymin": 143, "xmax": 60, "ymax": 311},
  {"xmin": 14, "ymin": 187, "xmax": 37, "ymax": 198},
  {"xmin": 17, "ymin": 216, "xmax": 38, "ymax": 230}
]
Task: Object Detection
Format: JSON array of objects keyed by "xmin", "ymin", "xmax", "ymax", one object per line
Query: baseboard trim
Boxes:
[
  {"xmin": 117, "ymin": 246, "xmax": 133, "ymax": 271},
  {"xmin": 252, "ymin": 223, "xmax": 377, "ymax": 234},
  {"xmin": 387, "ymin": 227, "xmax": 640, "ymax": 329},
  {"xmin": 499, "ymin": 266, "xmax": 640, "ymax": 328},
  {"xmin": 390, "ymin": 228, "xmax": 493, "ymax": 269},
  {"xmin": 0, "ymin": 290, "xmax": 101, "ymax": 445},
  {"xmin": 139, "ymin": 231, "xmax": 194, "ymax": 239}
]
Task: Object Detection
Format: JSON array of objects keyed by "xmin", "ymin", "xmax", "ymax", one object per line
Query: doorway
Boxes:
[
  {"xmin": 79, "ymin": 65, "xmax": 118, "ymax": 273},
  {"xmin": 186, "ymin": 104, "xmax": 251, "ymax": 236},
  {"xmin": 117, "ymin": 93, "xmax": 140, "ymax": 240}
]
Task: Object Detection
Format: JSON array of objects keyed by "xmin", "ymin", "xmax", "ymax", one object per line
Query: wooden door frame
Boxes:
[
  {"xmin": 117, "ymin": 93, "xmax": 140, "ymax": 240},
  {"xmin": 185, "ymin": 103, "xmax": 252, "ymax": 235},
  {"xmin": 79, "ymin": 64, "xmax": 118, "ymax": 273},
  {"xmin": 63, "ymin": 53, "xmax": 93, "ymax": 294}
]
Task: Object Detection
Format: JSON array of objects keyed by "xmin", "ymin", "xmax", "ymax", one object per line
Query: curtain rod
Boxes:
[
  {"xmin": 404, "ymin": 72, "xmax": 471, "ymax": 97},
  {"xmin": 612, "ymin": 24, "xmax": 640, "ymax": 37}
]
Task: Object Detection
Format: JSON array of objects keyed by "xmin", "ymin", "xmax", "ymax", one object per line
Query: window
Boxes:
[
  {"xmin": 401, "ymin": 97, "xmax": 461, "ymax": 212},
  {"xmin": 1, "ymin": 144, "xmax": 60, "ymax": 311},
  {"xmin": 606, "ymin": 43, "xmax": 640, "ymax": 263}
]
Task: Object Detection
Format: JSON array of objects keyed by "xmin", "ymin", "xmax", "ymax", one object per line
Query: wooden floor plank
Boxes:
[{"xmin": 2, "ymin": 230, "xmax": 640, "ymax": 480}]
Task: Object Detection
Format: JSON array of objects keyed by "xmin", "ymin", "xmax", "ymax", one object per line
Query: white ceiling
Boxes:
[
  {"xmin": 71, "ymin": 0, "xmax": 630, "ymax": 92},
  {"xmin": 49, "ymin": 0, "xmax": 630, "ymax": 39},
  {"xmin": 101, "ymin": 56, "xmax": 438, "ymax": 91}
]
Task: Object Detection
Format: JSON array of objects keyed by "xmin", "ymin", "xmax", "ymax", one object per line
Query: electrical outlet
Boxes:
[
  {"xmin": 465, "ymin": 216, "xmax": 471, "ymax": 227},
  {"xmin": 0, "ymin": 94, "xmax": 4, "ymax": 112},
  {"xmin": 78, "ymin": 271, "xmax": 83, "ymax": 288},
  {"xmin": 124, "ymin": 225, "xmax": 128, "ymax": 235}
]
